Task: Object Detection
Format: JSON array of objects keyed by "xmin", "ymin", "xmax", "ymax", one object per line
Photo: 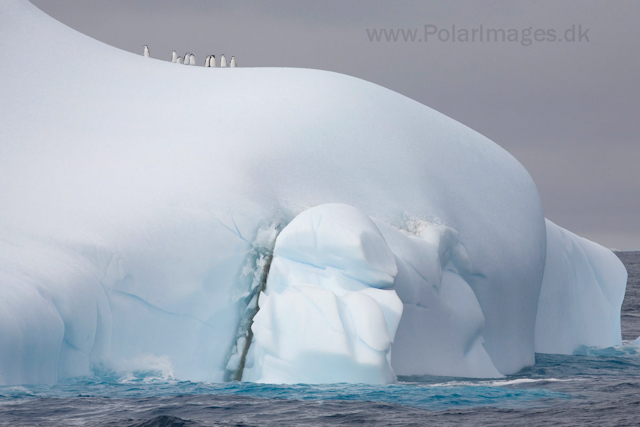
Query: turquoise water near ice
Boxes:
[{"xmin": 0, "ymin": 251, "xmax": 637, "ymax": 426}]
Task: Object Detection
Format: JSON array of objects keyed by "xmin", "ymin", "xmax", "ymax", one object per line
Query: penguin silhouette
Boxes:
[
  {"xmin": 220, "ymin": 54, "xmax": 227, "ymax": 68},
  {"xmin": 205, "ymin": 55, "xmax": 211, "ymax": 67},
  {"xmin": 189, "ymin": 54, "xmax": 196, "ymax": 66},
  {"xmin": 230, "ymin": 56, "xmax": 236, "ymax": 67},
  {"xmin": 210, "ymin": 55, "xmax": 216, "ymax": 67},
  {"xmin": 171, "ymin": 50, "xmax": 178, "ymax": 63},
  {"xmin": 177, "ymin": 56, "xmax": 184, "ymax": 64},
  {"xmin": 143, "ymin": 45, "xmax": 150, "ymax": 58}
]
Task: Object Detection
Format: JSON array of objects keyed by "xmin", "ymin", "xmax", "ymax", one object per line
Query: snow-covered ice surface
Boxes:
[{"xmin": 0, "ymin": 0, "xmax": 627, "ymax": 385}]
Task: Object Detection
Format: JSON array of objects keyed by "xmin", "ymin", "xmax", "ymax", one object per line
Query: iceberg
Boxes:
[
  {"xmin": 0, "ymin": 0, "xmax": 627, "ymax": 385},
  {"xmin": 535, "ymin": 220, "xmax": 627, "ymax": 354}
]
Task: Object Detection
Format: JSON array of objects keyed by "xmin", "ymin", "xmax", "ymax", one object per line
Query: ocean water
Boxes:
[{"xmin": 1, "ymin": 252, "xmax": 638, "ymax": 426}]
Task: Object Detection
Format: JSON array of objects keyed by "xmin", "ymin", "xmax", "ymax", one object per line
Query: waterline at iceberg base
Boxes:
[{"xmin": 0, "ymin": 0, "xmax": 627, "ymax": 386}]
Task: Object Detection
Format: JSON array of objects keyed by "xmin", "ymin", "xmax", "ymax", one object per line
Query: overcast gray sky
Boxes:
[{"xmin": 30, "ymin": 0, "xmax": 640, "ymax": 249}]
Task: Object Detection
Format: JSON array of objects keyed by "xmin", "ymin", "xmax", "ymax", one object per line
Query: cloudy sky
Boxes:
[{"xmin": 30, "ymin": 0, "xmax": 639, "ymax": 249}]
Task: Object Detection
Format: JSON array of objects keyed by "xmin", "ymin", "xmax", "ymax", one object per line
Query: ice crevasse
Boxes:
[{"xmin": 0, "ymin": 0, "xmax": 628, "ymax": 385}]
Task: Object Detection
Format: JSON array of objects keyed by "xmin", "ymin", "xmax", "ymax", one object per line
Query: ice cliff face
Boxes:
[
  {"xmin": 243, "ymin": 204, "xmax": 404, "ymax": 384},
  {"xmin": 535, "ymin": 220, "xmax": 627, "ymax": 354},
  {"xmin": 0, "ymin": 0, "xmax": 627, "ymax": 385}
]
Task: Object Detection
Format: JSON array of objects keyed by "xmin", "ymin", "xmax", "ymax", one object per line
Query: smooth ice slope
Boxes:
[
  {"xmin": 535, "ymin": 220, "xmax": 627, "ymax": 354},
  {"xmin": 0, "ymin": 0, "xmax": 627, "ymax": 385}
]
